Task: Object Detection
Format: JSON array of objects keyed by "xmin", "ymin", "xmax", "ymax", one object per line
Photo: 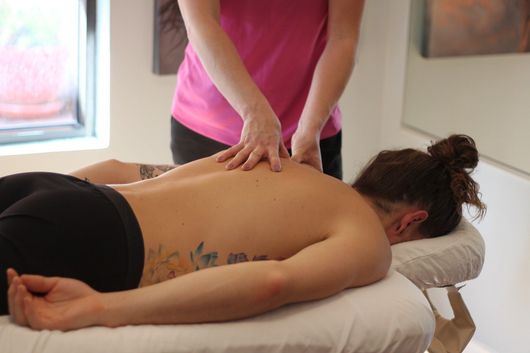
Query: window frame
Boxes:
[{"xmin": 0, "ymin": 0, "xmax": 98, "ymax": 146}]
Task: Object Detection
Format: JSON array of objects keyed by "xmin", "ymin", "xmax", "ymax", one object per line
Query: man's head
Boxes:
[{"xmin": 353, "ymin": 134, "xmax": 486, "ymax": 245}]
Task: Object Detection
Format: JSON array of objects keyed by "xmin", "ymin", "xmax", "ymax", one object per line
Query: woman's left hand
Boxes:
[{"xmin": 290, "ymin": 130, "xmax": 323, "ymax": 172}]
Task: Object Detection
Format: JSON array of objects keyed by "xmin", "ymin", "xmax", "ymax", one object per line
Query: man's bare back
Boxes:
[
  {"xmin": 4, "ymin": 134, "xmax": 483, "ymax": 330},
  {"xmin": 112, "ymin": 156, "xmax": 390, "ymax": 288}
]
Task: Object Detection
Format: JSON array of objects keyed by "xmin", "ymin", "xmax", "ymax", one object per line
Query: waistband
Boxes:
[{"xmin": 96, "ymin": 184, "xmax": 145, "ymax": 289}]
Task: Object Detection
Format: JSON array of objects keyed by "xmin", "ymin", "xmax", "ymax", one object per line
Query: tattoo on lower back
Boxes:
[
  {"xmin": 141, "ymin": 244, "xmax": 187, "ymax": 286},
  {"xmin": 140, "ymin": 241, "xmax": 270, "ymax": 286},
  {"xmin": 227, "ymin": 253, "xmax": 269, "ymax": 264},
  {"xmin": 190, "ymin": 241, "xmax": 219, "ymax": 271},
  {"xmin": 138, "ymin": 164, "xmax": 176, "ymax": 180}
]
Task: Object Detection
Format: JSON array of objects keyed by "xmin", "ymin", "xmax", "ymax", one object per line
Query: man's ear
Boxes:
[
  {"xmin": 387, "ymin": 210, "xmax": 428, "ymax": 244},
  {"xmin": 397, "ymin": 210, "xmax": 428, "ymax": 233}
]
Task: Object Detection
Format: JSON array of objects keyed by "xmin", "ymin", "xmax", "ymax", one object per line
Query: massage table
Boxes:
[{"xmin": 0, "ymin": 219, "xmax": 484, "ymax": 353}]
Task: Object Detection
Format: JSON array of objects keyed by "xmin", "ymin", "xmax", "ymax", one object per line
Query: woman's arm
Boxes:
[
  {"xmin": 291, "ymin": 0, "xmax": 365, "ymax": 171},
  {"xmin": 177, "ymin": 0, "xmax": 288, "ymax": 172},
  {"xmin": 69, "ymin": 159, "xmax": 178, "ymax": 184}
]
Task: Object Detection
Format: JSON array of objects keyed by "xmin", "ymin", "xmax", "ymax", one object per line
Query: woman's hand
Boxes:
[
  {"xmin": 216, "ymin": 116, "xmax": 289, "ymax": 172},
  {"xmin": 7, "ymin": 268, "xmax": 104, "ymax": 331},
  {"xmin": 290, "ymin": 129, "xmax": 323, "ymax": 172}
]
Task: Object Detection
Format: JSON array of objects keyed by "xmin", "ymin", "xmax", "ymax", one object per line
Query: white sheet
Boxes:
[{"xmin": 0, "ymin": 271, "xmax": 433, "ymax": 353}]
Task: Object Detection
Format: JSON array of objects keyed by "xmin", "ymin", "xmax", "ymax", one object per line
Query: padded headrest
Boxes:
[{"xmin": 390, "ymin": 218, "xmax": 485, "ymax": 289}]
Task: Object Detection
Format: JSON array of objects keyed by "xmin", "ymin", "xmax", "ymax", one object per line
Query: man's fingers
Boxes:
[
  {"xmin": 24, "ymin": 297, "xmax": 50, "ymax": 331},
  {"xmin": 23, "ymin": 297, "xmax": 38, "ymax": 329},
  {"xmin": 14, "ymin": 283, "xmax": 29, "ymax": 326},
  {"xmin": 7, "ymin": 278, "xmax": 16, "ymax": 318},
  {"xmin": 279, "ymin": 143, "xmax": 290, "ymax": 158},
  {"xmin": 291, "ymin": 153, "xmax": 303, "ymax": 164},
  {"xmin": 19, "ymin": 274, "xmax": 58, "ymax": 294},
  {"xmin": 221, "ymin": 139, "xmax": 288, "ymax": 172},
  {"xmin": 216, "ymin": 144, "xmax": 243, "ymax": 162},
  {"xmin": 242, "ymin": 150, "xmax": 266, "ymax": 171},
  {"xmin": 265, "ymin": 148, "xmax": 282, "ymax": 172},
  {"xmin": 225, "ymin": 146, "xmax": 254, "ymax": 170},
  {"xmin": 267, "ymin": 157, "xmax": 282, "ymax": 172},
  {"xmin": 291, "ymin": 154, "xmax": 323, "ymax": 172},
  {"xmin": 7, "ymin": 268, "xmax": 17, "ymax": 286},
  {"xmin": 7, "ymin": 269, "xmax": 17, "ymax": 316}
]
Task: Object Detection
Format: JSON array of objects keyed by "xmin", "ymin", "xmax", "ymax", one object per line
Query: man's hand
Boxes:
[
  {"xmin": 7, "ymin": 268, "xmax": 104, "ymax": 331},
  {"xmin": 216, "ymin": 117, "xmax": 289, "ymax": 172},
  {"xmin": 290, "ymin": 130, "xmax": 323, "ymax": 172}
]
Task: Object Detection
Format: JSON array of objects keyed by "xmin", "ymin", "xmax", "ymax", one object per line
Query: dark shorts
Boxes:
[
  {"xmin": 0, "ymin": 172, "xmax": 144, "ymax": 315},
  {"xmin": 170, "ymin": 117, "xmax": 343, "ymax": 179}
]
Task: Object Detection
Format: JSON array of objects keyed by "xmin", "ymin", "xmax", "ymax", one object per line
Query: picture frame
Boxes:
[
  {"xmin": 422, "ymin": 0, "xmax": 530, "ymax": 58},
  {"xmin": 152, "ymin": 0, "xmax": 187, "ymax": 75}
]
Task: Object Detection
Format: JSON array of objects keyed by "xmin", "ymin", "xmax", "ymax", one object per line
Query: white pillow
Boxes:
[{"xmin": 390, "ymin": 218, "xmax": 485, "ymax": 289}]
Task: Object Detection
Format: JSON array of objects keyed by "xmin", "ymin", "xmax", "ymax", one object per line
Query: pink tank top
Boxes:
[{"xmin": 171, "ymin": 0, "xmax": 341, "ymax": 147}]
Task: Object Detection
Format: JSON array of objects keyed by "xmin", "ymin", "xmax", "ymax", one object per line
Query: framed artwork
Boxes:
[
  {"xmin": 153, "ymin": 0, "xmax": 187, "ymax": 75},
  {"xmin": 422, "ymin": 0, "xmax": 530, "ymax": 57}
]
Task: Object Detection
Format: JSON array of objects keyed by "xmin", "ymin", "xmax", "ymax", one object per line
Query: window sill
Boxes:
[{"xmin": 0, "ymin": 135, "xmax": 109, "ymax": 157}]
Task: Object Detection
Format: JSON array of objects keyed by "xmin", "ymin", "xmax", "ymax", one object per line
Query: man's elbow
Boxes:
[
  {"xmin": 102, "ymin": 158, "xmax": 125, "ymax": 170},
  {"xmin": 254, "ymin": 266, "xmax": 290, "ymax": 309}
]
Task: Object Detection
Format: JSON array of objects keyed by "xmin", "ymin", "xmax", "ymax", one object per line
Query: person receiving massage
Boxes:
[{"xmin": 1, "ymin": 134, "xmax": 485, "ymax": 331}]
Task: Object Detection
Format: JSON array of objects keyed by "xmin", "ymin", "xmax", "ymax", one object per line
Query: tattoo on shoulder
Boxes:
[{"xmin": 137, "ymin": 164, "xmax": 177, "ymax": 180}]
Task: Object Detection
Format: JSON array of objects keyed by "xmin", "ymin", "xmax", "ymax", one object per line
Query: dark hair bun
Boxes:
[
  {"xmin": 427, "ymin": 134, "xmax": 479, "ymax": 170},
  {"xmin": 428, "ymin": 134, "xmax": 485, "ymax": 220}
]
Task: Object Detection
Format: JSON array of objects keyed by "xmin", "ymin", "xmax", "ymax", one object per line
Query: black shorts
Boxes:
[{"xmin": 0, "ymin": 172, "xmax": 144, "ymax": 315}]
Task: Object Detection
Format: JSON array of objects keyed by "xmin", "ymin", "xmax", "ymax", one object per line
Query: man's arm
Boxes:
[
  {"xmin": 177, "ymin": 0, "xmax": 287, "ymax": 172},
  {"xmin": 105, "ymin": 233, "xmax": 390, "ymax": 327},
  {"xmin": 291, "ymin": 0, "xmax": 365, "ymax": 170},
  {"xmin": 69, "ymin": 160, "xmax": 178, "ymax": 184},
  {"xmin": 8, "ymin": 231, "xmax": 391, "ymax": 330}
]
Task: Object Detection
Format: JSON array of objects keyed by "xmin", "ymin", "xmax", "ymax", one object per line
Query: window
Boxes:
[{"xmin": 0, "ymin": 0, "xmax": 98, "ymax": 146}]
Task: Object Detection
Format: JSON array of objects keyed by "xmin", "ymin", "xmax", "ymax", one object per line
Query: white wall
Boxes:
[{"xmin": 377, "ymin": 1, "xmax": 530, "ymax": 352}]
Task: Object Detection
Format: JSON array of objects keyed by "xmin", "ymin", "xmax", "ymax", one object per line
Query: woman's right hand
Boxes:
[{"xmin": 216, "ymin": 115, "xmax": 289, "ymax": 172}]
